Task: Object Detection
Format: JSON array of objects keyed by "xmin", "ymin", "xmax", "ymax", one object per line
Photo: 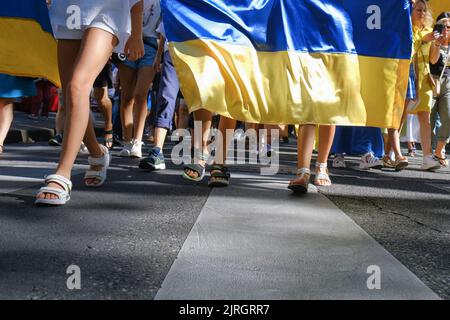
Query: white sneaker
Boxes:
[
  {"xmin": 130, "ymin": 139, "xmax": 143, "ymax": 158},
  {"xmin": 359, "ymin": 152, "xmax": 383, "ymax": 170},
  {"xmin": 332, "ymin": 154, "xmax": 346, "ymax": 168},
  {"xmin": 118, "ymin": 141, "xmax": 133, "ymax": 157},
  {"xmin": 421, "ymin": 155, "xmax": 441, "ymax": 171}
]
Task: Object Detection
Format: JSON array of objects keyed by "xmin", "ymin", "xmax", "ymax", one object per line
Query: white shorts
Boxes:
[{"xmin": 53, "ymin": 20, "xmax": 118, "ymax": 43}]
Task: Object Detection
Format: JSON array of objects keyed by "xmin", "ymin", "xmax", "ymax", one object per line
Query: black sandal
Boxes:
[
  {"xmin": 208, "ymin": 165, "xmax": 230, "ymax": 187},
  {"xmin": 103, "ymin": 129, "xmax": 114, "ymax": 150},
  {"xmin": 434, "ymin": 154, "xmax": 449, "ymax": 167},
  {"xmin": 183, "ymin": 149, "xmax": 208, "ymax": 182}
]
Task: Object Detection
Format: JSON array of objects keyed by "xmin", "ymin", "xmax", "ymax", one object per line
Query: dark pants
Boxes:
[{"xmin": 153, "ymin": 51, "xmax": 180, "ymax": 130}]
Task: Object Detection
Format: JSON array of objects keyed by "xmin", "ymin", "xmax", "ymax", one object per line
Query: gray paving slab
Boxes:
[{"xmin": 156, "ymin": 173, "xmax": 440, "ymax": 300}]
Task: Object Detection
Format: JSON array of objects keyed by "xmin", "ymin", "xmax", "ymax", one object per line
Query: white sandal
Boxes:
[
  {"xmin": 84, "ymin": 144, "xmax": 111, "ymax": 188},
  {"xmin": 314, "ymin": 162, "xmax": 331, "ymax": 186},
  {"xmin": 35, "ymin": 174, "xmax": 72, "ymax": 206},
  {"xmin": 288, "ymin": 168, "xmax": 311, "ymax": 194}
]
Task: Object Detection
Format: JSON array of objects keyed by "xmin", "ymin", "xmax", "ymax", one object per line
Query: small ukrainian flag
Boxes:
[
  {"xmin": 162, "ymin": 0, "xmax": 413, "ymax": 128},
  {"xmin": 0, "ymin": 0, "xmax": 60, "ymax": 87}
]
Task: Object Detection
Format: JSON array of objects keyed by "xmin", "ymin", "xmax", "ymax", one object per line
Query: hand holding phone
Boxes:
[{"xmin": 433, "ymin": 24, "xmax": 444, "ymax": 36}]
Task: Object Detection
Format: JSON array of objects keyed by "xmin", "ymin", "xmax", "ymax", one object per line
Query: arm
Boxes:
[
  {"xmin": 415, "ymin": 30, "xmax": 439, "ymax": 54},
  {"xmin": 124, "ymin": 0, "xmax": 145, "ymax": 61},
  {"xmin": 429, "ymin": 41, "xmax": 441, "ymax": 65}
]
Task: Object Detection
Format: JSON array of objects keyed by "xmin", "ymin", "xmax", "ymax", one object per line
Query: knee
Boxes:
[
  {"xmin": 134, "ymin": 92, "xmax": 148, "ymax": 105},
  {"xmin": 121, "ymin": 94, "xmax": 134, "ymax": 108},
  {"xmin": 66, "ymin": 79, "xmax": 90, "ymax": 98}
]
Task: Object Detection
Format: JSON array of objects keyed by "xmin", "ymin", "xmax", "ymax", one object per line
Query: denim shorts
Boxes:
[{"xmin": 122, "ymin": 37, "xmax": 158, "ymax": 69}]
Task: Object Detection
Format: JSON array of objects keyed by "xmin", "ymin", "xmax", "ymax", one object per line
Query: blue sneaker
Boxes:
[
  {"xmin": 139, "ymin": 147, "xmax": 166, "ymax": 171},
  {"xmin": 48, "ymin": 134, "xmax": 63, "ymax": 146}
]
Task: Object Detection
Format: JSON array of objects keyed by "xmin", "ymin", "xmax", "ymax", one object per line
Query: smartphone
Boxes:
[{"xmin": 434, "ymin": 24, "xmax": 444, "ymax": 35}]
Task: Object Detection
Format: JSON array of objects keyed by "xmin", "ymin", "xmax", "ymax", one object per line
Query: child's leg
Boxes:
[
  {"xmin": 133, "ymin": 66, "xmax": 156, "ymax": 142},
  {"xmin": 118, "ymin": 64, "xmax": 137, "ymax": 142}
]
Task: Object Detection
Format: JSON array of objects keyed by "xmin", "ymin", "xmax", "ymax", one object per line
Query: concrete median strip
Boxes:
[{"xmin": 156, "ymin": 173, "xmax": 439, "ymax": 300}]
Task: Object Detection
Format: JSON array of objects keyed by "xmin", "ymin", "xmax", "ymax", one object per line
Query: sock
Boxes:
[{"xmin": 151, "ymin": 147, "xmax": 161, "ymax": 156}]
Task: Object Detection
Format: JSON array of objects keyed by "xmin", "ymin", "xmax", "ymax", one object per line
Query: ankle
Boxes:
[
  {"xmin": 315, "ymin": 162, "xmax": 328, "ymax": 172},
  {"xmin": 296, "ymin": 167, "xmax": 311, "ymax": 177}
]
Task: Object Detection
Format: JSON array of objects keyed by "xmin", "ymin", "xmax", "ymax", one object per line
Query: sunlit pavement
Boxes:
[{"xmin": 0, "ymin": 140, "xmax": 448, "ymax": 299}]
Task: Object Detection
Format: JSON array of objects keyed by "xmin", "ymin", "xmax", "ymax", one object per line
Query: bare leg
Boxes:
[
  {"xmin": 37, "ymin": 28, "xmax": 117, "ymax": 200},
  {"xmin": 317, "ymin": 125, "xmax": 335, "ymax": 163},
  {"xmin": 434, "ymin": 140, "xmax": 448, "ymax": 165},
  {"xmin": 0, "ymin": 99, "xmax": 14, "ymax": 152},
  {"xmin": 417, "ymin": 111, "xmax": 432, "ymax": 156},
  {"xmin": 387, "ymin": 128, "xmax": 404, "ymax": 160},
  {"xmin": 297, "ymin": 125, "xmax": 316, "ymax": 169},
  {"xmin": 94, "ymin": 86, "xmax": 113, "ymax": 148},
  {"xmin": 55, "ymin": 105, "xmax": 65, "ymax": 136},
  {"xmin": 208, "ymin": 116, "xmax": 236, "ymax": 186},
  {"xmin": 214, "ymin": 116, "xmax": 237, "ymax": 165},
  {"xmin": 118, "ymin": 64, "xmax": 137, "ymax": 142},
  {"xmin": 153, "ymin": 126, "xmax": 168, "ymax": 149},
  {"xmin": 133, "ymin": 66, "xmax": 156, "ymax": 142},
  {"xmin": 289, "ymin": 124, "xmax": 316, "ymax": 189},
  {"xmin": 315, "ymin": 125, "xmax": 335, "ymax": 186},
  {"xmin": 184, "ymin": 109, "xmax": 212, "ymax": 179},
  {"xmin": 177, "ymin": 101, "xmax": 190, "ymax": 130}
]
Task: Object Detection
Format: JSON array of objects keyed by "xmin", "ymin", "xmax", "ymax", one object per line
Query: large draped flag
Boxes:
[
  {"xmin": 161, "ymin": 0, "xmax": 413, "ymax": 128},
  {"xmin": 428, "ymin": 0, "xmax": 449, "ymax": 19},
  {"xmin": 0, "ymin": 0, "xmax": 60, "ymax": 87}
]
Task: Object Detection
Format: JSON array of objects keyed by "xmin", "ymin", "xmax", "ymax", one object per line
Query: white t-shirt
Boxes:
[
  {"xmin": 49, "ymin": 0, "xmax": 141, "ymax": 52},
  {"xmin": 142, "ymin": 0, "xmax": 161, "ymax": 38}
]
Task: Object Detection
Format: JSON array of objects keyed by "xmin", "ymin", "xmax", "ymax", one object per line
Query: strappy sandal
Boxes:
[
  {"xmin": 314, "ymin": 162, "xmax": 331, "ymax": 186},
  {"xmin": 183, "ymin": 149, "xmax": 208, "ymax": 182},
  {"xmin": 35, "ymin": 174, "xmax": 72, "ymax": 206},
  {"xmin": 103, "ymin": 129, "xmax": 114, "ymax": 150},
  {"xmin": 208, "ymin": 164, "xmax": 231, "ymax": 187},
  {"xmin": 84, "ymin": 144, "xmax": 111, "ymax": 188},
  {"xmin": 288, "ymin": 168, "xmax": 311, "ymax": 194},
  {"xmin": 434, "ymin": 154, "xmax": 449, "ymax": 167},
  {"xmin": 394, "ymin": 156, "xmax": 408, "ymax": 171}
]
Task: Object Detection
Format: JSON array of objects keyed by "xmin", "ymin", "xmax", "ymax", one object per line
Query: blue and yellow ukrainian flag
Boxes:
[
  {"xmin": 0, "ymin": 0, "xmax": 60, "ymax": 87},
  {"xmin": 162, "ymin": 0, "xmax": 412, "ymax": 128}
]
